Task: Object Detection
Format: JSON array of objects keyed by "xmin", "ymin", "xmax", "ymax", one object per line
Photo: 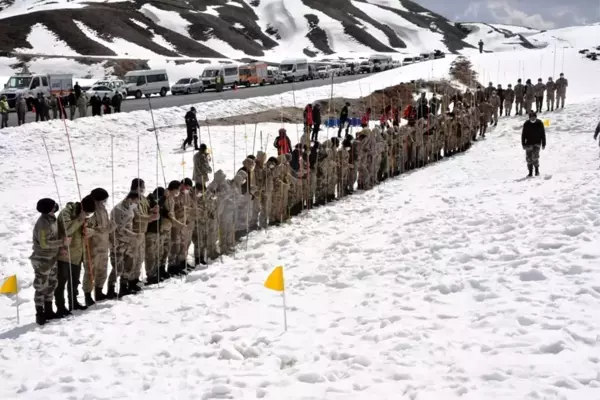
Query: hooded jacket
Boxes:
[{"xmin": 193, "ymin": 151, "xmax": 212, "ymax": 185}]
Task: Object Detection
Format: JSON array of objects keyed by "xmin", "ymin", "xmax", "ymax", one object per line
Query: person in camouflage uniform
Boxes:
[
  {"xmin": 254, "ymin": 151, "xmax": 271, "ymax": 229},
  {"xmin": 31, "ymin": 198, "xmax": 71, "ymax": 325},
  {"xmin": 191, "ymin": 183, "xmax": 217, "ymax": 266},
  {"xmin": 56, "ymin": 195, "xmax": 96, "ymax": 314},
  {"xmin": 463, "ymin": 88, "xmax": 474, "ymax": 108},
  {"xmin": 484, "ymin": 82, "xmax": 494, "ymax": 100},
  {"xmin": 164, "ymin": 181, "xmax": 186, "ymax": 276},
  {"xmin": 237, "ymin": 157, "xmax": 257, "ymax": 235},
  {"xmin": 504, "ymin": 84, "xmax": 515, "ymax": 116},
  {"xmin": 336, "ymin": 137, "xmax": 351, "ymax": 197},
  {"xmin": 221, "ymin": 170, "xmax": 246, "ymax": 254},
  {"xmin": 207, "ymin": 169, "xmax": 229, "ymax": 252},
  {"xmin": 108, "ymin": 192, "xmax": 141, "ymax": 297},
  {"xmin": 478, "ymin": 100, "xmax": 492, "ymax": 138},
  {"xmin": 555, "ymin": 73, "xmax": 568, "ymax": 108},
  {"xmin": 524, "ymin": 79, "xmax": 535, "ymax": 114},
  {"xmin": 193, "ymin": 144, "xmax": 212, "ymax": 189},
  {"xmin": 533, "ymin": 78, "xmax": 546, "ymax": 113},
  {"xmin": 129, "ymin": 179, "xmax": 158, "ymax": 290},
  {"xmin": 173, "ymin": 178, "xmax": 195, "ymax": 272},
  {"xmin": 475, "ymin": 86, "xmax": 485, "ymax": 105},
  {"xmin": 145, "ymin": 187, "xmax": 167, "ymax": 285},
  {"xmin": 83, "ymin": 188, "xmax": 113, "ymax": 305},
  {"xmin": 489, "ymin": 90, "xmax": 501, "ymax": 126},
  {"xmin": 514, "ymin": 79, "xmax": 525, "ymax": 115},
  {"xmin": 545, "ymin": 77, "xmax": 556, "ymax": 111},
  {"xmin": 270, "ymin": 155, "xmax": 291, "ymax": 223}
]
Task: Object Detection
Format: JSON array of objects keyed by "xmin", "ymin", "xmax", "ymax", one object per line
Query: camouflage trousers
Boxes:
[
  {"xmin": 82, "ymin": 238, "xmax": 109, "ymax": 293},
  {"xmin": 525, "ymin": 145, "xmax": 541, "ymax": 168},
  {"xmin": 178, "ymin": 223, "xmax": 195, "ymax": 263},
  {"xmin": 145, "ymin": 232, "xmax": 169, "ymax": 278},
  {"xmin": 258, "ymin": 193, "xmax": 271, "ymax": 228},
  {"xmin": 270, "ymin": 187, "xmax": 288, "ymax": 223},
  {"xmin": 524, "ymin": 99, "xmax": 534, "ymax": 113},
  {"xmin": 557, "ymin": 93, "xmax": 565, "ymax": 108},
  {"xmin": 492, "ymin": 107, "xmax": 499, "ymax": 123},
  {"xmin": 125, "ymin": 234, "xmax": 145, "ymax": 280},
  {"xmin": 108, "ymin": 241, "xmax": 130, "ymax": 285},
  {"xmin": 192, "ymin": 218, "xmax": 218, "ymax": 259},
  {"xmin": 515, "ymin": 100, "xmax": 524, "ymax": 114},
  {"xmin": 547, "ymin": 95, "xmax": 555, "ymax": 110},
  {"xmin": 219, "ymin": 211, "xmax": 236, "ymax": 253},
  {"xmin": 168, "ymin": 226, "xmax": 185, "ymax": 266},
  {"xmin": 504, "ymin": 101, "xmax": 513, "ymax": 115},
  {"xmin": 31, "ymin": 258, "xmax": 58, "ymax": 306}
]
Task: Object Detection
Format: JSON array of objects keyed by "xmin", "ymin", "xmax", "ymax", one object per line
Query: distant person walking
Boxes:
[{"xmin": 478, "ymin": 40, "xmax": 484, "ymax": 53}]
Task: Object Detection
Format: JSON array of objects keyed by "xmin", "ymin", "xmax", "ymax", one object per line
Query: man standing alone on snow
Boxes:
[
  {"xmin": 183, "ymin": 107, "xmax": 200, "ymax": 151},
  {"xmin": 521, "ymin": 111, "xmax": 546, "ymax": 177}
]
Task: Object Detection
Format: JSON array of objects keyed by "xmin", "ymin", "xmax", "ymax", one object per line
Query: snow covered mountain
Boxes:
[{"xmin": 0, "ymin": 0, "xmax": 547, "ymax": 61}]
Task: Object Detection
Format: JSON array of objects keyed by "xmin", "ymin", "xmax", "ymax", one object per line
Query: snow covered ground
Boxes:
[{"xmin": 1, "ymin": 38, "xmax": 600, "ymax": 399}]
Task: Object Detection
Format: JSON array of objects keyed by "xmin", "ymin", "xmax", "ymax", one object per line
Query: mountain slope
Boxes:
[{"xmin": 0, "ymin": 0, "xmax": 483, "ymax": 59}]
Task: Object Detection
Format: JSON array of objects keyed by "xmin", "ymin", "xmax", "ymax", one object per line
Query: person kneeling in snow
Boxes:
[{"xmin": 521, "ymin": 111, "xmax": 546, "ymax": 177}]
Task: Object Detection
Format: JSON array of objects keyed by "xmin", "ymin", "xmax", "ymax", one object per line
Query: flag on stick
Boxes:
[
  {"xmin": 1, "ymin": 275, "xmax": 20, "ymax": 324},
  {"xmin": 264, "ymin": 266, "xmax": 287, "ymax": 331}
]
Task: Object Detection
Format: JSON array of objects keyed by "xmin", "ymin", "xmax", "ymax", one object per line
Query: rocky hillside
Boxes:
[{"xmin": 0, "ymin": 0, "xmax": 543, "ymax": 61}]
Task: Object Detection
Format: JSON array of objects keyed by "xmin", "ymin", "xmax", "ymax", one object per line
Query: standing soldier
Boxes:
[
  {"xmin": 521, "ymin": 111, "xmax": 546, "ymax": 176},
  {"xmin": 504, "ymin": 84, "xmax": 515, "ymax": 116},
  {"xmin": 164, "ymin": 181, "xmax": 185, "ymax": 275},
  {"xmin": 0, "ymin": 95, "xmax": 8, "ymax": 128},
  {"xmin": 429, "ymin": 93, "xmax": 440, "ymax": 115},
  {"xmin": 463, "ymin": 88, "xmax": 474, "ymax": 108},
  {"xmin": 171, "ymin": 178, "xmax": 194, "ymax": 274},
  {"xmin": 484, "ymin": 82, "xmax": 494, "ymax": 101},
  {"xmin": 16, "ymin": 95, "xmax": 27, "ymax": 125},
  {"xmin": 338, "ymin": 102, "xmax": 350, "ymax": 138},
  {"xmin": 254, "ymin": 151, "xmax": 270, "ymax": 229},
  {"xmin": 129, "ymin": 179, "xmax": 158, "ymax": 292},
  {"xmin": 183, "ymin": 107, "xmax": 200, "ymax": 151},
  {"xmin": 56, "ymin": 195, "xmax": 96, "ymax": 314},
  {"xmin": 514, "ymin": 79, "xmax": 525, "ymax": 115},
  {"xmin": 534, "ymin": 78, "xmax": 546, "ymax": 113},
  {"xmin": 524, "ymin": 79, "xmax": 535, "ymax": 114},
  {"xmin": 107, "ymin": 192, "xmax": 141, "ymax": 297},
  {"xmin": 83, "ymin": 188, "xmax": 112, "ymax": 305},
  {"xmin": 475, "ymin": 86, "xmax": 485, "ymax": 104},
  {"xmin": 478, "ymin": 100, "xmax": 492, "ymax": 138},
  {"xmin": 31, "ymin": 198, "xmax": 71, "ymax": 325},
  {"xmin": 555, "ymin": 73, "xmax": 568, "ymax": 109},
  {"xmin": 77, "ymin": 92, "xmax": 87, "ymax": 118},
  {"xmin": 145, "ymin": 187, "xmax": 168, "ymax": 285},
  {"xmin": 496, "ymin": 84, "xmax": 505, "ymax": 116},
  {"xmin": 545, "ymin": 77, "xmax": 556, "ymax": 111},
  {"xmin": 489, "ymin": 90, "xmax": 500, "ymax": 126},
  {"xmin": 49, "ymin": 94, "xmax": 58, "ymax": 119},
  {"xmin": 193, "ymin": 143, "xmax": 212, "ymax": 189}
]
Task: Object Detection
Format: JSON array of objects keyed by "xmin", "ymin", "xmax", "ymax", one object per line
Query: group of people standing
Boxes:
[
  {"xmin": 0, "ymin": 82, "xmax": 123, "ymax": 128},
  {"xmin": 28, "ymin": 71, "xmax": 571, "ymax": 326}
]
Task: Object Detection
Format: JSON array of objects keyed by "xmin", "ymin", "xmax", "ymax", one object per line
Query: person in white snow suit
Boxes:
[{"xmin": 521, "ymin": 111, "xmax": 546, "ymax": 177}]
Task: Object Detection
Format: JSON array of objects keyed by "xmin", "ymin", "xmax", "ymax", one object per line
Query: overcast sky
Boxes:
[{"xmin": 417, "ymin": 0, "xmax": 599, "ymax": 29}]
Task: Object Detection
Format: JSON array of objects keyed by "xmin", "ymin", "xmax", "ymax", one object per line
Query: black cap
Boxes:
[
  {"xmin": 90, "ymin": 188, "xmax": 109, "ymax": 201},
  {"xmin": 37, "ymin": 198, "xmax": 57, "ymax": 214},
  {"xmin": 529, "ymin": 111, "xmax": 537, "ymax": 118},
  {"xmin": 199, "ymin": 143, "xmax": 207, "ymax": 152},
  {"xmin": 81, "ymin": 195, "xmax": 96, "ymax": 214},
  {"xmin": 168, "ymin": 180, "xmax": 181, "ymax": 191},
  {"xmin": 182, "ymin": 178, "xmax": 193, "ymax": 187},
  {"xmin": 191, "ymin": 107, "xmax": 196, "ymax": 112},
  {"xmin": 130, "ymin": 178, "xmax": 145, "ymax": 191}
]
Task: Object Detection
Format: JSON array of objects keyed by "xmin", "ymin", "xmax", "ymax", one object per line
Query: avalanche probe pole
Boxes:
[{"xmin": 147, "ymin": 97, "xmax": 167, "ymax": 187}]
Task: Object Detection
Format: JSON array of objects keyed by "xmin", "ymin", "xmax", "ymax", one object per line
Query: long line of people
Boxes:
[
  {"xmin": 0, "ymin": 82, "xmax": 123, "ymax": 128},
  {"xmin": 28, "ymin": 75, "xmax": 569, "ymax": 326}
]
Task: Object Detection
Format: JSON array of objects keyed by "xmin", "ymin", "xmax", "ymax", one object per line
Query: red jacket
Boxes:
[
  {"xmin": 274, "ymin": 135, "xmax": 292, "ymax": 155},
  {"xmin": 304, "ymin": 105, "xmax": 313, "ymax": 126}
]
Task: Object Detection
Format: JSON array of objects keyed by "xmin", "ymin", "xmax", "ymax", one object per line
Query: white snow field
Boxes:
[{"xmin": 1, "ymin": 36, "xmax": 600, "ymax": 398}]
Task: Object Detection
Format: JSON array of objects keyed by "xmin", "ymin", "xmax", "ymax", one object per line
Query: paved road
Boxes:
[{"xmin": 16, "ymin": 73, "xmax": 372, "ymax": 125}]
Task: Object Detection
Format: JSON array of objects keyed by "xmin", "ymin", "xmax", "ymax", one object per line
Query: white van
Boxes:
[
  {"xmin": 279, "ymin": 58, "xmax": 309, "ymax": 82},
  {"xmin": 369, "ymin": 54, "xmax": 393, "ymax": 71},
  {"xmin": 201, "ymin": 65, "xmax": 240, "ymax": 90},
  {"xmin": 123, "ymin": 69, "xmax": 170, "ymax": 99}
]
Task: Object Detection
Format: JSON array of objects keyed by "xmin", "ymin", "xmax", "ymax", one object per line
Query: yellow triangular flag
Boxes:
[
  {"xmin": 543, "ymin": 119, "xmax": 550, "ymax": 127},
  {"xmin": 264, "ymin": 266, "xmax": 284, "ymax": 292},
  {"xmin": 0, "ymin": 275, "xmax": 18, "ymax": 295}
]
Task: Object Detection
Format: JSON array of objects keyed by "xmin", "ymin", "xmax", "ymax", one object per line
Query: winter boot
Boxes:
[
  {"xmin": 106, "ymin": 284, "xmax": 117, "ymax": 300},
  {"xmin": 535, "ymin": 166, "xmax": 539, "ymax": 176},
  {"xmin": 71, "ymin": 299, "xmax": 88, "ymax": 311},
  {"xmin": 167, "ymin": 263, "xmax": 181, "ymax": 277},
  {"xmin": 528, "ymin": 165, "xmax": 533, "ymax": 177},
  {"xmin": 195, "ymin": 256, "xmax": 208, "ymax": 270},
  {"xmin": 146, "ymin": 275, "xmax": 160, "ymax": 285},
  {"xmin": 84, "ymin": 292, "xmax": 95, "ymax": 307},
  {"xmin": 44, "ymin": 302, "xmax": 59, "ymax": 320},
  {"xmin": 94, "ymin": 287, "xmax": 107, "ymax": 302},
  {"xmin": 129, "ymin": 279, "xmax": 142, "ymax": 294},
  {"xmin": 159, "ymin": 266, "xmax": 170, "ymax": 281},
  {"xmin": 118, "ymin": 279, "xmax": 130, "ymax": 297},
  {"xmin": 35, "ymin": 306, "xmax": 46, "ymax": 326}
]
